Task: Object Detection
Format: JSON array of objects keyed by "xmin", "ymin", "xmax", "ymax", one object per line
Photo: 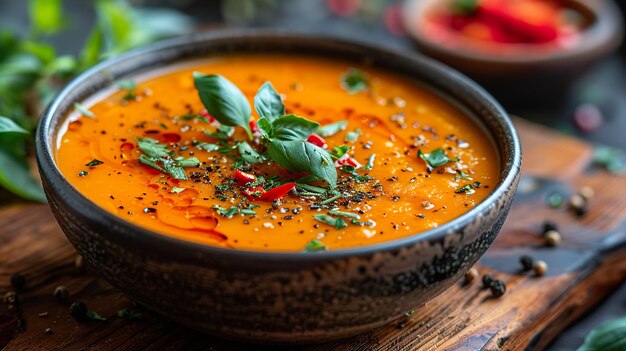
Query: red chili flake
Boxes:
[
  {"xmin": 249, "ymin": 120, "xmax": 260, "ymax": 133},
  {"xmin": 307, "ymin": 133, "xmax": 327, "ymax": 148},
  {"xmin": 335, "ymin": 153, "xmax": 362, "ymax": 168},
  {"xmin": 234, "ymin": 170, "xmax": 256, "ymax": 186}
]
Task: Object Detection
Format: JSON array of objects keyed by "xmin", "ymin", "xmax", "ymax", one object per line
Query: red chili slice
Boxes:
[
  {"xmin": 334, "ymin": 153, "xmax": 362, "ymax": 169},
  {"xmin": 307, "ymin": 133, "xmax": 327, "ymax": 148},
  {"xmin": 258, "ymin": 183, "xmax": 297, "ymax": 202},
  {"xmin": 249, "ymin": 120, "xmax": 259, "ymax": 133},
  {"xmin": 234, "ymin": 170, "xmax": 256, "ymax": 186},
  {"xmin": 243, "ymin": 185, "xmax": 266, "ymax": 199}
]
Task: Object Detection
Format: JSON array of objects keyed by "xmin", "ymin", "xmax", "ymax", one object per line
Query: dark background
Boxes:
[{"xmin": 2, "ymin": 0, "xmax": 626, "ymax": 349}]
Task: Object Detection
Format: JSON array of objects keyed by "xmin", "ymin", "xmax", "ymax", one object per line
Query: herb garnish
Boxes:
[
  {"xmin": 117, "ymin": 308, "xmax": 143, "ymax": 320},
  {"xmin": 116, "ymin": 80, "xmax": 137, "ymax": 101},
  {"xmin": 362, "ymin": 154, "xmax": 376, "ymax": 170},
  {"xmin": 304, "ymin": 239, "xmax": 327, "ymax": 252},
  {"xmin": 317, "ymin": 121, "xmax": 348, "ymax": 137},
  {"xmin": 74, "ymin": 103, "xmax": 95, "ymax": 118},
  {"xmin": 86, "ymin": 310, "xmax": 107, "ymax": 321},
  {"xmin": 193, "ymin": 74, "xmax": 338, "ymax": 187},
  {"xmin": 193, "ymin": 73, "xmax": 253, "ymax": 139},
  {"xmin": 136, "ymin": 137, "xmax": 198, "ymax": 180},
  {"xmin": 341, "ymin": 68, "xmax": 369, "ymax": 94},
  {"xmin": 86, "ymin": 159, "xmax": 103, "ymax": 167},
  {"xmin": 455, "ymin": 184, "xmax": 476, "ymax": 195},
  {"xmin": 313, "ymin": 214, "xmax": 348, "ymax": 229},
  {"xmin": 418, "ymin": 148, "xmax": 456, "ymax": 171}
]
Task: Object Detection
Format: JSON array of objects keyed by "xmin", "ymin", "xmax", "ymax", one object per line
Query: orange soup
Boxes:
[{"xmin": 56, "ymin": 55, "xmax": 499, "ymax": 252}]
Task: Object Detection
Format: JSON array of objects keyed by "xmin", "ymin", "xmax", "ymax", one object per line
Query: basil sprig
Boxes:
[
  {"xmin": 418, "ymin": 148, "xmax": 456, "ymax": 171},
  {"xmin": 193, "ymin": 75, "xmax": 337, "ymax": 187},
  {"xmin": 193, "ymin": 73, "xmax": 253, "ymax": 139}
]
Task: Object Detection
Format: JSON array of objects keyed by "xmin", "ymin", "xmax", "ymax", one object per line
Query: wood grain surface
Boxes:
[{"xmin": 2, "ymin": 119, "xmax": 626, "ymax": 351}]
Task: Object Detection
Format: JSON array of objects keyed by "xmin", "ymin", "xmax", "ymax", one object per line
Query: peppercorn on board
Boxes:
[{"xmin": 2, "ymin": 119, "xmax": 626, "ymax": 350}]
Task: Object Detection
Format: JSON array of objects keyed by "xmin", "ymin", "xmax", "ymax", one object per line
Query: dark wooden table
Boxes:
[{"xmin": 3, "ymin": 120, "xmax": 626, "ymax": 350}]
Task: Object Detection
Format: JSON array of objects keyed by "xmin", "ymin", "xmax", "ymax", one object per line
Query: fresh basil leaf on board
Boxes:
[
  {"xmin": 254, "ymin": 81, "xmax": 285, "ymax": 122},
  {"xmin": 193, "ymin": 73, "xmax": 252, "ymax": 138},
  {"xmin": 578, "ymin": 317, "xmax": 626, "ymax": 351},
  {"xmin": 268, "ymin": 140, "xmax": 336, "ymax": 187}
]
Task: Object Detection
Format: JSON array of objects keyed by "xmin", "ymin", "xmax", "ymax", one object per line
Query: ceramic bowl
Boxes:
[
  {"xmin": 403, "ymin": 0, "xmax": 624, "ymax": 110},
  {"xmin": 36, "ymin": 30, "xmax": 521, "ymax": 344}
]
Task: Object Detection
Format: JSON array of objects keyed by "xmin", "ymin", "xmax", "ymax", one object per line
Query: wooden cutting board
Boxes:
[{"xmin": 2, "ymin": 119, "xmax": 626, "ymax": 351}]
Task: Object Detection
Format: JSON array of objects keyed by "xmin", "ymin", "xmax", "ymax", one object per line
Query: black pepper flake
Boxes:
[
  {"xmin": 70, "ymin": 302, "xmax": 88, "ymax": 321},
  {"xmin": 10, "ymin": 273, "xmax": 26, "ymax": 291},
  {"xmin": 391, "ymin": 196, "xmax": 400, "ymax": 202},
  {"xmin": 520, "ymin": 255, "xmax": 534, "ymax": 272},
  {"xmin": 283, "ymin": 215, "xmax": 294, "ymax": 220},
  {"xmin": 482, "ymin": 274, "xmax": 493, "ymax": 288},
  {"xmin": 489, "ymin": 280, "xmax": 506, "ymax": 297},
  {"xmin": 143, "ymin": 208, "xmax": 157, "ymax": 214},
  {"xmin": 78, "ymin": 171, "xmax": 88, "ymax": 177}
]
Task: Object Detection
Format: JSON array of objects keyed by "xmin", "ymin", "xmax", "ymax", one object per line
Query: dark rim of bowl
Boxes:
[
  {"xmin": 403, "ymin": 0, "xmax": 625, "ymax": 65},
  {"xmin": 36, "ymin": 29, "xmax": 521, "ymax": 262}
]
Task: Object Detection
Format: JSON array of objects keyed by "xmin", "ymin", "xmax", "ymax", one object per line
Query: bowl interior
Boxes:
[{"xmin": 36, "ymin": 30, "xmax": 521, "ymax": 259}]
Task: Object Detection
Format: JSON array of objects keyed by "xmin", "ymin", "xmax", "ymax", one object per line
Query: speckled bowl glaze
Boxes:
[
  {"xmin": 403, "ymin": 0, "xmax": 624, "ymax": 110},
  {"xmin": 36, "ymin": 30, "xmax": 521, "ymax": 344}
]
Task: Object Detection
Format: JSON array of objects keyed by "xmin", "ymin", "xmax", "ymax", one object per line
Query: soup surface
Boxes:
[{"xmin": 56, "ymin": 55, "xmax": 499, "ymax": 251}]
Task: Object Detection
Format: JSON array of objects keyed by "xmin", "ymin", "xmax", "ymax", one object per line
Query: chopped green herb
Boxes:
[
  {"xmin": 362, "ymin": 154, "xmax": 376, "ymax": 170},
  {"xmin": 240, "ymin": 209, "xmax": 257, "ymax": 216},
  {"xmin": 328, "ymin": 209, "xmax": 361, "ymax": 219},
  {"xmin": 74, "ymin": 102, "xmax": 95, "ymax": 118},
  {"xmin": 159, "ymin": 123, "xmax": 168, "ymax": 129},
  {"xmin": 117, "ymin": 309, "xmax": 142, "ymax": 320},
  {"xmin": 304, "ymin": 239, "xmax": 327, "ymax": 252},
  {"xmin": 317, "ymin": 121, "xmax": 348, "ymax": 137},
  {"xmin": 86, "ymin": 311, "xmax": 107, "ymax": 321},
  {"xmin": 85, "ymin": 159, "xmax": 103, "ymax": 167},
  {"xmin": 341, "ymin": 68, "xmax": 369, "ymax": 94},
  {"xmin": 237, "ymin": 141, "xmax": 265, "ymax": 164},
  {"xmin": 78, "ymin": 170, "xmax": 88, "ymax": 177},
  {"xmin": 345, "ymin": 128, "xmax": 361, "ymax": 142},
  {"xmin": 330, "ymin": 145, "xmax": 350, "ymax": 160},
  {"xmin": 339, "ymin": 165, "xmax": 372, "ymax": 183},
  {"xmin": 454, "ymin": 170, "xmax": 471, "ymax": 180},
  {"xmin": 297, "ymin": 183, "xmax": 327, "ymax": 194},
  {"xmin": 455, "ymin": 184, "xmax": 476, "ymax": 195},
  {"xmin": 213, "ymin": 205, "xmax": 239, "ymax": 218},
  {"xmin": 175, "ymin": 157, "xmax": 200, "ymax": 168},
  {"xmin": 418, "ymin": 148, "xmax": 455, "ymax": 170},
  {"xmin": 181, "ymin": 114, "xmax": 209, "ymax": 123},
  {"xmin": 313, "ymin": 214, "xmax": 348, "ymax": 230},
  {"xmin": 116, "ymin": 80, "xmax": 137, "ymax": 101},
  {"xmin": 320, "ymin": 194, "xmax": 343, "ymax": 205},
  {"xmin": 196, "ymin": 142, "xmax": 220, "ymax": 152},
  {"xmin": 136, "ymin": 137, "xmax": 197, "ymax": 180}
]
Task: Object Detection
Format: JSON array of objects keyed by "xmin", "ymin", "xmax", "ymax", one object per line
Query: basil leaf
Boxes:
[
  {"xmin": 341, "ymin": 68, "xmax": 368, "ymax": 94},
  {"xmin": 268, "ymin": 140, "xmax": 336, "ymax": 187},
  {"xmin": 317, "ymin": 121, "xmax": 347, "ymax": 137},
  {"xmin": 313, "ymin": 214, "xmax": 348, "ymax": 230},
  {"xmin": 254, "ymin": 81, "xmax": 284, "ymax": 123},
  {"xmin": 28, "ymin": 0, "xmax": 64, "ymax": 35},
  {"xmin": 418, "ymin": 148, "xmax": 454, "ymax": 169},
  {"xmin": 0, "ymin": 116, "xmax": 28, "ymax": 135},
  {"xmin": 578, "ymin": 317, "xmax": 626, "ymax": 351},
  {"xmin": 257, "ymin": 117, "xmax": 272, "ymax": 138},
  {"xmin": 271, "ymin": 114, "xmax": 319, "ymax": 142},
  {"xmin": 304, "ymin": 239, "xmax": 327, "ymax": 252},
  {"xmin": 204, "ymin": 125, "xmax": 235, "ymax": 140},
  {"xmin": 0, "ymin": 144, "xmax": 46, "ymax": 202},
  {"xmin": 136, "ymin": 137, "xmax": 172, "ymax": 158},
  {"xmin": 193, "ymin": 73, "xmax": 252, "ymax": 137},
  {"xmin": 86, "ymin": 159, "xmax": 103, "ymax": 167},
  {"xmin": 237, "ymin": 142, "xmax": 265, "ymax": 164},
  {"xmin": 196, "ymin": 142, "xmax": 220, "ymax": 152}
]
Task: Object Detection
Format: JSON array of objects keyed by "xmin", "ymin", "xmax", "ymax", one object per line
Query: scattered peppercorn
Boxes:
[
  {"xmin": 570, "ymin": 194, "xmax": 587, "ymax": 217},
  {"xmin": 542, "ymin": 221, "xmax": 558, "ymax": 234},
  {"xmin": 464, "ymin": 268, "xmax": 478, "ymax": 284},
  {"xmin": 3, "ymin": 291, "xmax": 18, "ymax": 308},
  {"xmin": 70, "ymin": 302, "xmax": 88, "ymax": 322},
  {"xmin": 579, "ymin": 186, "xmax": 595, "ymax": 201},
  {"xmin": 544, "ymin": 230, "xmax": 561, "ymax": 247},
  {"xmin": 520, "ymin": 255, "xmax": 534, "ymax": 272},
  {"xmin": 489, "ymin": 279, "xmax": 506, "ymax": 297},
  {"xmin": 534, "ymin": 260, "xmax": 548, "ymax": 276},
  {"xmin": 53, "ymin": 286, "xmax": 69, "ymax": 302},
  {"xmin": 10, "ymin": 273, "xmax": 26, "ymax": 291},
  {"xmin": 482, "ymin": 274, "xmax": 493, "ymax": 288}
]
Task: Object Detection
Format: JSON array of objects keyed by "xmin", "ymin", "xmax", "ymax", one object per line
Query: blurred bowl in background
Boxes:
[{"xmin": 403, "ymin": 0, "xmax": 624, "ymax": 111}]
